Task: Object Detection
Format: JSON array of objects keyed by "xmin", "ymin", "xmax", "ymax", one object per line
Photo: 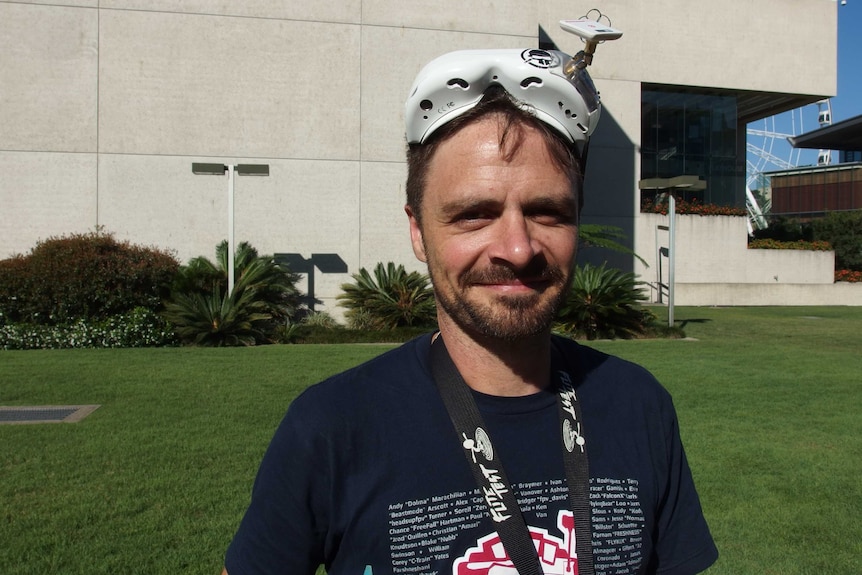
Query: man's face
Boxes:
[{"xmin": 407, "ymin": 115, "xmax": 579, "ymax": 341}]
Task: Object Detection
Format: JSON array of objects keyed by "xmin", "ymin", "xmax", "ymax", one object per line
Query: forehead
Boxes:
[{"xmin": 423, "ymin": 116, "xmax": 575, "ymax": 202}]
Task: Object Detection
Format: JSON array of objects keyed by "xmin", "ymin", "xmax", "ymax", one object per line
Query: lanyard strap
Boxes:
[{"xmin": 430, "ymin": 336, "xmax": 594, "ymax": 575}]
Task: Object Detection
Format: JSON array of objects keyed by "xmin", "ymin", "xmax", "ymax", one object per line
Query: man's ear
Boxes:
[{"xmin": 405, "ymin": 205, "xmax": 427, "ymax": 263}]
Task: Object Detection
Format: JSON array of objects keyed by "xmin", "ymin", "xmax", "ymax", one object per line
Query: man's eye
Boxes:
[
  {"xmin": 455, "ymin": 211, "xmax": 490, "ymax": 223},
  {"xmin": 530, "ymin": 211, "xmax": 571, "ymax": 225}
]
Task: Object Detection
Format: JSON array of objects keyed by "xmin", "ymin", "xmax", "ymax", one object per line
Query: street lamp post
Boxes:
[{"xmin": 192, "ymin": 162, "xmax": 270, "ymax": 296}]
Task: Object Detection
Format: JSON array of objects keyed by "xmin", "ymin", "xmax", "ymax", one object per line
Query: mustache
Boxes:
[{"xmin": 460, "ymin": 261, "xmax": 566, "ymax": 286}]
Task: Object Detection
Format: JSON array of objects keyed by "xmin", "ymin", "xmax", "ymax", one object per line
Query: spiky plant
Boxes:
[
  {"xmin": 163, "ymin": 241, "xmax": 301, "ymax": 346},
  {"xmin": 338, "ymin": 262, "xmax": 436, "ymax": 330},
  {"xmin": 162, "ymin": 287, "xmax": 270, "ymax": 347},
  {"xmin": 578, "ymin": 224, "xmax": 648, "ymax": 267},
  {"xmin": 555, "ymin": 263, "xmax": 651, "ymax": 340}
]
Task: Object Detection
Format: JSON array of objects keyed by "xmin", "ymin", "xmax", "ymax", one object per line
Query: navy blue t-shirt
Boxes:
[{"xmin": 225, "ymin": 334, "xmax": 718, "ymax": 575}]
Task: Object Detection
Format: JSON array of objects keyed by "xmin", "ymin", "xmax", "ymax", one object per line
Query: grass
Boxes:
[{"xmin": 1, "ymin": 306, "xmax": 860, "ymax": 574}]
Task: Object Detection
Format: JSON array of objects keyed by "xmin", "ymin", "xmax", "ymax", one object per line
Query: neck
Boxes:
[{"xmin": 436, "ymin": 318, "xmax": 552, "ymax": 397}]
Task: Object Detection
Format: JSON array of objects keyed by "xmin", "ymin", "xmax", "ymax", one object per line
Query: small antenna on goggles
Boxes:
[{"xmin": 559, "ymin": 11, "xmax": 622, "ymax": 73}]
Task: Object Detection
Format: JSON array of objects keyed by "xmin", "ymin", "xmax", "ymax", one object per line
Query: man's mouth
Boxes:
[{"xmin": 462, "ymin": 264, "xmax": 563, "ymax": 292}]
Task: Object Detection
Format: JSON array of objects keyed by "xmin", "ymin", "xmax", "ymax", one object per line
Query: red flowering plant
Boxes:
[
  {"xmin": 641, "ymin": 197, "xmax": 747, "ymax": 217},
  {"xmin": 835, "ymin": 269, "xmax": 862, "ymax": 283}
]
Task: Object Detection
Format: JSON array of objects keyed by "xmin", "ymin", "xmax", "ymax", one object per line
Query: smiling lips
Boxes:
[
  {"xmin": 476, "ymin": 278, "xmax": 550, "ymax": 292},
  {"xmin": 461, "ymin": 262, "xmax": 564, "ymax": 293}
]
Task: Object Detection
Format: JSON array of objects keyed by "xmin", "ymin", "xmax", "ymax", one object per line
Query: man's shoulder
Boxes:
[
  {"xmin": 294, "ymin": 333, "xmax": 435, "ymax": 405},
  {"xmin": 552, "ymin": 335, "xmax": 669, "ymax": 400},
  {"xmin": 553, "ymin": 335, "xmax": 654, "ymax": 377}
]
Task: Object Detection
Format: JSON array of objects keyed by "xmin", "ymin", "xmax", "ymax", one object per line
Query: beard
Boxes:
[{"xmin": 430, "ymin": 259, "xmax": 570, "ymax": 341}]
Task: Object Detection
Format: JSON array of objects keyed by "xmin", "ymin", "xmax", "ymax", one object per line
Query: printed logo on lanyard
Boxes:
[
  {"xmin": 558, "ymin": 370, "xmax": 586, "ymax": 454},
  {"xmin": 462, "ymin": 427, "xmax": 512, "ymax": 523}
]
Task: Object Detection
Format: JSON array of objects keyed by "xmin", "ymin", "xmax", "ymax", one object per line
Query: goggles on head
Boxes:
[{"xmin": 405, "ymin": 18, "xmax": 622, "ymax": 156}]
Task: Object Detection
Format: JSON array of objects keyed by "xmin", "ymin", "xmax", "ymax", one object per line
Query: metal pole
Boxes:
[
  {"xmin": 668, "ymin": 195, "xmax": 676, "ymax": 328},
  {"xmin": 227, "ymin": 164, "xmax": 235, "ymax": 298}
]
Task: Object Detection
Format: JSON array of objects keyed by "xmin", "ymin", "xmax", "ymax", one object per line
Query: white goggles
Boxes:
[{"xmin": 405, "ymin": 48, "xmax": 601, "ymax": 152}]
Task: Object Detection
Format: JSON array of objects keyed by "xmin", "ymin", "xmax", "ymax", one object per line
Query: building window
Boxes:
[
  {"xmin": 841, "ymin": 150, "xmax": 862, "ymax": 164},
  {"xmin": 641, "ymin": 89, "xmax": 741, "ymax": 207}
]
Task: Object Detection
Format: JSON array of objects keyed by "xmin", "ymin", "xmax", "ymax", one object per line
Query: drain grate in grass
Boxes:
[{"xmin": 0, "ymin": 405, "xmax": 100, "ymax": 424}]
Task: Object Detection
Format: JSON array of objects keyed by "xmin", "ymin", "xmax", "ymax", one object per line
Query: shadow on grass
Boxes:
[{"xmin": 677, "ymin": 318, "xmax": 712, "ymax": 330}]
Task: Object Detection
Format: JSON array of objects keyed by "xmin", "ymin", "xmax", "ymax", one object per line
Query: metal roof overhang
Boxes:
[
  {"xmin": 788, "ymin": 114, "xmax": 862, "ymax": 151},
  {"xmin": 642, "ymin": 83, "xmax": 827, "ymax": 126}
]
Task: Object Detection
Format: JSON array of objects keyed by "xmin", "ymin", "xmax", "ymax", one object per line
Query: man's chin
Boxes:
[{"xmin": 461, "ymin": 300, "xmax": 559, "ymax": 341}]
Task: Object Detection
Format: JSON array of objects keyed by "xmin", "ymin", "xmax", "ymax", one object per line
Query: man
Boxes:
[{"xmin": 223, "ymin": 44, "xmax": 718, "ymax": 575}]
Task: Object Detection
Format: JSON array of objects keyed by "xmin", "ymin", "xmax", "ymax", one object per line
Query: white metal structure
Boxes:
[{"xmin": 745, "ymin": 99, "xmax": 834, "ymax": 232}]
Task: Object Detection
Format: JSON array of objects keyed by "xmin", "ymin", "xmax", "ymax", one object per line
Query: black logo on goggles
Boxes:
[{"xmin": 521, "ymin": 49, "xmax": 559, "ymax": 69}]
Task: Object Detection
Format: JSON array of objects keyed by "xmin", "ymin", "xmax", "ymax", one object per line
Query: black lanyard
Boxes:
[{"xmin": 430, "ymin": 336, "xmax": 594, "ymax": 575}]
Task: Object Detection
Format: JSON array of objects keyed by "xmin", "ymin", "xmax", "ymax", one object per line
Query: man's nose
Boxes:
[{"xmin": 487, "ymin": 215, "xmax": 540, "ymax": 269}]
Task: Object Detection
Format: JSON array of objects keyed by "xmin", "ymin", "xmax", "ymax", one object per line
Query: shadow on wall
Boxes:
[
  {"xmin": 275, "ymin": 252, "xmax": 347, "ymax": 311},
  {"xmin": 577, "ymin": 106, "xmax": 638, "ymax": 273},
  {"xmin": 539, "ymin": 24, "xmax": 638, "ymax": 273}
]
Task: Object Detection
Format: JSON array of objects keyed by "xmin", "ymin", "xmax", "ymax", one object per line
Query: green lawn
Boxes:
[{"xmin": 1, "ymin": 306, "xmax": 860, "ymax": 574}]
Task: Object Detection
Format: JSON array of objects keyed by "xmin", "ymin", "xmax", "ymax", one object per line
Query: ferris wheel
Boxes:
[{"xmin": 745, "ymin": 99, "xmax": 834, "ymax": 230}]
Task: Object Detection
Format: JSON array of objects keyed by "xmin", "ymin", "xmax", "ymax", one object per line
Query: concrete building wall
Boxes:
[
  {"xmin": 636, "ymin": 212, "xmax": 835, "ymax": 284},
  {"xmin": 633, "ymin": 213, "xmax": 862, "ymax": 306},
  {"xmin": 0, "ymin": 0, "xmax": 839, "ymax": 315}
]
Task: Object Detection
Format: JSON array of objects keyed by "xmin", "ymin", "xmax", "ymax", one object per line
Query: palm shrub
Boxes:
[
  {"xmin": 162, "ymin": 286, "xmax": 271, "ymax": 347},
  {"xmin": 338, "ymin": 262, "xmax": 436, "ymax": 330},
  {"xmin": 162, "ymin": 241, "xmax": 301, "ymax": 346},
  {"xmin": 555, "ymin": 263, "xmax": 651, "ymax": 340},
  {"xmin": 578, "ymin": 224, "xmax": 648, "ymax": 266}
]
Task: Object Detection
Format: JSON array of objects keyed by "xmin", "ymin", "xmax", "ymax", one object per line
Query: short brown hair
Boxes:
[{"xmin": 406, "ymin": 86, "xmax": 584, "ymax": 224}]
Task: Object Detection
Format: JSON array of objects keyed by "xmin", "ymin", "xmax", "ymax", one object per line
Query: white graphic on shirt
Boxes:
[
  {"xmin": 387, "ymin": 478, "xmax": 645, "ymax": 574},
  {"xmin": 452, "ymin": 510, "xmax": 578, "ymax": 575}
]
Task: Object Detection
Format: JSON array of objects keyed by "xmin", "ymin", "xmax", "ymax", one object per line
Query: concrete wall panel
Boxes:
[
  {"xmin": 98, "ymin": 155, "xmax": 227, "ymax": 262},
  {"xmin": 98, "ymin": 10, "xmax": 360, "ymax": 158},
  {"xmin": 236, "ymin": 158, "xmax": 360, "ymax": 313},
  {"xmin": 99, "ymin": 0, "xmax": 361, "ymax": 23},
  {"xmin": 97, "ymin": 155, "xmax": 361, "ymax": 266},
  {"xmin": 359, "ymin": 161, "xmax": 418, "ymax": 272},
  {"xmin": 540, "ymin": 0, "xmax": 836, "ymax": 96},
  {"xmin": 0, "ymin": 1, "xmax": 97, "ymax": 7},
  {"xmin": 0, "ymin": 3, "xmax": 98, "ymax": 152},
  {"xmin": 0, "ymin": 152, "xmax": 97, "ymax": 258},
  {"xmin": 362, "ymin": 0, "xmax": 536, "ymax": 37},
  {"xmin": 635, "ymin": 213, "xmax": 835, "ymax": 289},
  {"xmin": 675, "ymin": 283, "xmax": 862, "ymax": 306}
]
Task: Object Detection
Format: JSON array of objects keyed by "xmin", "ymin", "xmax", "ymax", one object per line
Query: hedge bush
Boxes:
[
  {"xmin": 0, "ymin": 232, "xmax": 179, "ymax": 325},
  {"xmin": 641, "ymin": 197, "xmax": 748, "ymax": 217},
  {"xmin": 835, "ymin": 269, "xmax": 862, "ymax": 283},
  {"xmin": 282, "ymin": 324, "xmax": 431, "ymax": 344},
  {"xmin": 748, "ymin": 238, "xmax": 832, "ymax": 251},
  {"xmin": 752, "ymin": 216, "xmax": 814, "ymax": 242},
  {"xmin": 812, "ymin": 211, "xmax": 862, "ymax": 271},
  {"xmin": 0, "ymin": 307, "xmax": 177, "ymax": 350}
]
